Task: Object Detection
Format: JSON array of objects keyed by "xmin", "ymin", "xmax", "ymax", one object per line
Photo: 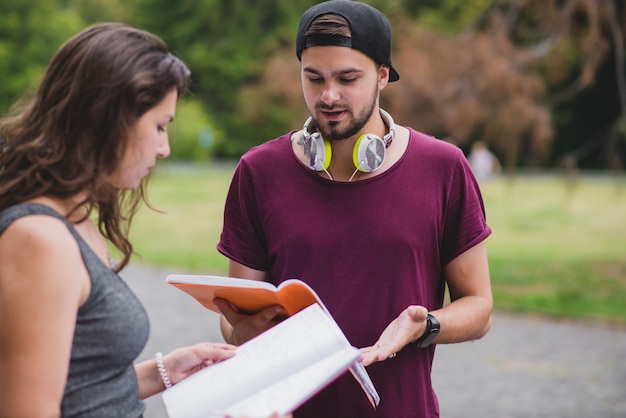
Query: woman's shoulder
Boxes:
[{"xmin": 0, "ymin": 213, "xmax": 82, "ymax": 272}]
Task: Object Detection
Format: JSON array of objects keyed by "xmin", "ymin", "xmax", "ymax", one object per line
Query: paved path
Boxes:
[{"xmin": 122, "ymin": 264, "xmax": 626, "ymax": 418}]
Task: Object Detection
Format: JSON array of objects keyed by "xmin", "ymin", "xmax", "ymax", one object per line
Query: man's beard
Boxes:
[{"xmin": 309, "ymin": 88, "xmax": 378, "ymax": 141}]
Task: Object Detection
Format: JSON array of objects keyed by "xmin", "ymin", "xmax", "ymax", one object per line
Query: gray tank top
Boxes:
[{"xmin": 0, "ymin": 203, "xmax": 149, "ymax": 417}]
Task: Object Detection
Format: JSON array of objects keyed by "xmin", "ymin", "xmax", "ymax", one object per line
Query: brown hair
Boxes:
[
  {"xmin": 304, "ymin": 13, "xmax": 383, "ymax": 73},
  {"xmin": 305, "ymin": 13, "xmax": 351, "ymax": 37},
  {"xmin": 0, "ymin": 23, "xmax": 191, "ymax": 271}
]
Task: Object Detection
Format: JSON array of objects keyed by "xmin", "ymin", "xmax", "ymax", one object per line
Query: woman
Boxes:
[{"xmin": 0, "ymin": 23, "xmax": 236, "ymax": 417}]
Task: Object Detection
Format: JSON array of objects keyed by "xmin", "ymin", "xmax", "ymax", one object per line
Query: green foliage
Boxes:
[
  {"xmin": 0, "ymin": 0, "xmax": 84, "ymax": 114},
  {"xmin": 1, "ymin": 1, "xmax": 623, "ymax": 167},
  {"xmin": 67, "ymin": 0, "xmax": 136, "ymax": 23},
  {"xmin": 132, "ymin": 0, "xmax": 318, "ymax": 158},
  {"xmin": 392, "ymin": 0, "xmax": 493, "ymax": 33},
  {"xmin": 168, "ymin": 98, "xmax": 222, "ymax": 161}
]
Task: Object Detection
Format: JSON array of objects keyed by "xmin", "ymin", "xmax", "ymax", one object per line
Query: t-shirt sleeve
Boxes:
[
  {"xmin": 217, "ymin": 158, "xmax": 270, "ymax": 271},
  {"xmin": 441, "ymin": 149, "xmax": 492, "ymax": 265}
]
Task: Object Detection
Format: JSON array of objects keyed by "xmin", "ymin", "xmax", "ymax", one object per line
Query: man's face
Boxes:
[{"xmin": 300, "ymin": 46, "xmax": 389, "ymax": 141}]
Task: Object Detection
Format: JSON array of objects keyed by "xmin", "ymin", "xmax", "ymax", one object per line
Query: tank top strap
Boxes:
[
  {"xmin": 0, "ymin": 203, "xmax": 105, "ymax": 275},
  {"xmin": 0, "ymin": 202, "xmax": 80, "ymax": 238}
]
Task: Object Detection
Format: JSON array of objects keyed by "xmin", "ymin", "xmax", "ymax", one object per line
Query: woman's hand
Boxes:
[
  {"xmin": 137, "ymin": 341, "xmax": 236, "ymax": 399},
  {"xmin": 164, "ymin": 342, "xmax": 237, "ymax": 385}
]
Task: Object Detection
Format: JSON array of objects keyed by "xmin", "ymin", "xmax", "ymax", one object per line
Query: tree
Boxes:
[
  {"xmin": 67, "ymin": 0, "xmax": 136, "ymax": 23},
  {"xmin": 384, "ymin": 0, "xmax": 625, "ymax": 169},
  {"xmin": 469, "ymin": 0, "xmax": 626, "ymax": 168},
  {"xmin": 242, "ymin": 1, "xmax": 555, "ymax": 168},
  {"xmin": 0, "ymin": 0, "xmax": 84, "ymax": 115},
  {"xmin": 133, "ymin": 0, "xmax": 318, "ymax": 157},
  {"xmin": 129, "ymin": 0, "xmax": 625, "ymax": 167}
]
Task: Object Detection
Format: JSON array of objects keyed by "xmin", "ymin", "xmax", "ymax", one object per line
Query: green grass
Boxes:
[
  {"xmin": 129, "ymin": 164, "xmax": 626, "ymax": 324},
  {"xmin": 482, "ymin": 174, "xmax": 626, "ymax": 324},
  {"xmin": 128, "ymin": 162, "xmax": 234, "ymax": 273}
]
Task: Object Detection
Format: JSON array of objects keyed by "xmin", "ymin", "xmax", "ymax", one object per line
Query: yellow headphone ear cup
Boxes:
[
  {"xmin": 353, "ymin": 134, "xmax": 386, "ymax": 172},
  {"xmin": 321, "ymin": 139, "xmax": 332, "ymax": 170},
  {"xmin": 353, "ymin": 135, "xmax": 367, "ymax": 171}
]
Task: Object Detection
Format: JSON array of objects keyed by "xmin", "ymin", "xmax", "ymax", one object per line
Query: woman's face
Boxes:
[{"xmin": 108, "ymin": 88, "xmax": 178, "ymax": 189}]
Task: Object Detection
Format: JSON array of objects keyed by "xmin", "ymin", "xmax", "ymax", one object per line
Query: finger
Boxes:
[
  {"xmin": 258, "ymin": 304, "xmax": 287, "ymax": 322},
  {"xmin": 204, "ymin": 351, "xmax": 235, "ymax": 364},
  {"xmin": 206, "ymin": 342, "xmax": 237, "ymax": 351},
  {"xmin": 371, "ymin": 344, "xmax": 397, "ymax": 361},
  {"xmin": 406, "ymin": 305, "xmax": 428, "ymax": 320},
  {"xmin": 197, "ymin": 341, "xmax": 236, "ymax": 352},
  {"xmin": 193, "ymin": 342, "xmax": 236, "ymax": 363},
  {"xmin": 360, "ymin": 345, "xmax": 393, "ymax": 367},
  {"xmin": 213, "ymin": 297, "xmax": 239, "ymax": 315},
  {"xmin": 359, "ymin": 344, "xmax": 380, "ymax": 355},
  {"xmin": 360, "ymin": 352, "xmax": 377, "ymax": 367}
]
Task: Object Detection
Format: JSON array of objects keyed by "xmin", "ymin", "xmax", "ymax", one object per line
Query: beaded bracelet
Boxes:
[{"xmin": 155, "ymin": 352, "xmax": 172, "ymax": 389}]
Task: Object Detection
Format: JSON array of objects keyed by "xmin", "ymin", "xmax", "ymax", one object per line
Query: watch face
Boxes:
[{"xmin": 428, "ymin": 314, "xmax": 440, "ymax": 333}]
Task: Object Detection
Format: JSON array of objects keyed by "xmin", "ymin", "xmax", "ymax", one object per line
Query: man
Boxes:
[
  {"xmin": 215, "ymin": 1, "xmax": 493, "ymax": 417},
  {"xmin": 468, "ymin": 140, "xmax": 502, "ymax": 181}
]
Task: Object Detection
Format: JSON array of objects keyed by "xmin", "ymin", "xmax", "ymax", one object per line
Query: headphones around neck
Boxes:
[{"xmin": 302, "ymin": 108, "xmax": 395, "ymax": 173}]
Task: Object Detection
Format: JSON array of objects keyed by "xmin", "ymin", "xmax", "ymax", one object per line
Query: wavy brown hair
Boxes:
[{"xmin": 0, "ymin": 23, "xmax": 191, "ymax": 271}]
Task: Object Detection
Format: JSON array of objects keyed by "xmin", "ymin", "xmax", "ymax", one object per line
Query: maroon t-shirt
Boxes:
[{"xmin": 218, "ymin": 128, "xmax": 491, "ymax": 418}]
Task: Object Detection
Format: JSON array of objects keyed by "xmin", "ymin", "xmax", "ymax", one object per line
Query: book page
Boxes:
[
  {"xmin": 162, "ymin": 304, "xmax": 359, "ymax": 418},
  {"xmin": 224, "ymin": 347, "xmax": 359, "ymax": 417},
  {"xmin": 349, "ymin": 362, "xmax": 381, "ymax": 408}
]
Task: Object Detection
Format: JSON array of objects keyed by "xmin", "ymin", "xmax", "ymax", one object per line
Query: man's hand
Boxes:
[
  {"xmin": 359, "ymin": 305, "xmax": 428, "ymax": 366},
  {"xmin": 214, "ymin": 297, "xmax": 287, "ymax": 345}
]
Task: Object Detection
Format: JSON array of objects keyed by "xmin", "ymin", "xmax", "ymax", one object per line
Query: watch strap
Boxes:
[{"xmin": 410, "ymin": 313, "xmax": 440, "ymax": 348}]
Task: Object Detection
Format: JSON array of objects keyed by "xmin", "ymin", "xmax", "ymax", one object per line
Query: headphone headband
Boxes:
[{"xmin": 379, "ymin": 108, "xmax": 395, "ymax": 148}]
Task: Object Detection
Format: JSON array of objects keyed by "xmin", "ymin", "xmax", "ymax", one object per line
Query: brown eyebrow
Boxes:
[{"xmin": 303, "ymin": 67, "xmax": 363, "ymax": 78}]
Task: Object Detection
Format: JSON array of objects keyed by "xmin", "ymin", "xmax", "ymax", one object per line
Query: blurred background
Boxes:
[
  {"xmin": 1, "ymin": 0, "xmax": 625, "ymax": 170},
  {"xmin": 2, "ymin": 0, "xmax": 624, "ymax": 334},
  {"xmin": 3, "ymin": 1, "xmax": 625, "ymax": 416}
]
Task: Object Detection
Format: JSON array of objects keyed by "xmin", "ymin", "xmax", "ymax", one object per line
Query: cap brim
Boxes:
[{"xmin": 389, "ymin": 66, "xmax": 400, "ymax": 82}]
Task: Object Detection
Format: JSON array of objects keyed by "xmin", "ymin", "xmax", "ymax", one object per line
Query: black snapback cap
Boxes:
[{"xmin": 296, "ymin": 0, "xmax": 400, "ymax": 82}]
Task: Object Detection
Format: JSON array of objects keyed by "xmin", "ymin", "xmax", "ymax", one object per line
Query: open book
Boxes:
[
  {"xmin": 166, "ymin": 274, "xmax": 325, "ymax": 316},
  {"xmin": 164, "ymin": 274, "xmax": 380, "ymax": 415},
  {"xmin": 162, "ymin": 304, "xmax": 375, "ymax": 417}
]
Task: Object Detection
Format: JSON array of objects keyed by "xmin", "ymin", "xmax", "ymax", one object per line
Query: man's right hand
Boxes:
[{"xmin": 214, "ymin": 298, "xmax": 287, "ymax": 345}]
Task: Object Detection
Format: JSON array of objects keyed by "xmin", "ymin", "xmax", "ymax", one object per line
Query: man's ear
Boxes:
[{"xmin": 378, "ymin": 65, "xmax": 390, "ymax": 90}]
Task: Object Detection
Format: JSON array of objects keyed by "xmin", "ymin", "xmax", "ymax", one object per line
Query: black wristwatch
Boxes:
[{"xmin": 410, "ymin": 313, "xmax": 440, "ymax": 348}]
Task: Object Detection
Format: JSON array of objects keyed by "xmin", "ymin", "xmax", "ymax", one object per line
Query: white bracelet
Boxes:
[{"xmin": 155, "ymin": 352, "xmax": 172, "ymax": 389}]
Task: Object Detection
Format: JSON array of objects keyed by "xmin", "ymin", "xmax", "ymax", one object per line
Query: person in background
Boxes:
[
  {"xmin": 0, "ymin": 23, "xmax": 239, "ymax": 418},
  {"xmin": 468, "ymin": 140, "xmax": 502, "ymax": 181},
  {"xmin": 214, "ymin": 1, "xmax": 493, "ymax": 417}
]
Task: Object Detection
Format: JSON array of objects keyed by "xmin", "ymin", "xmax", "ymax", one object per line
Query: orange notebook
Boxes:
[{"xmin": 165, "ymin": 275, "xmax": 324, "ymax": 316}]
